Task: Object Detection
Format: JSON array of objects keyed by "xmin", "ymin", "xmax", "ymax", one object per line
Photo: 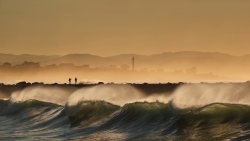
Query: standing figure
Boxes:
[
  {"xmin": 69, "ymin": 78, "xmax": 71, "ymax": 84},
  {"xmin": 75, "ymin": 77, "xmax": 77, "ymax": 84}
]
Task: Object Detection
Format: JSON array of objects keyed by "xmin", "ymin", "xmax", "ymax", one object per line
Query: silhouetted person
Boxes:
[
  {"xmin": 69, "ymin": 78, "xmax": 71, "ymax": 84},
  {"xmin": 75, "ymin": 77, "xmax": 77, "ymax": 84}
]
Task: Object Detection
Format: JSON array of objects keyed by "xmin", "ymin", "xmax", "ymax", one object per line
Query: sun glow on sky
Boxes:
[{"xmin": 0, "ymin": 0, "xmax": 250, "ymax": 56}]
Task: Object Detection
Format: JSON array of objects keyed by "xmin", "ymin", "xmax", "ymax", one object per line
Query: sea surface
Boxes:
[{"xmin": 1, "ymin": 84, "xmax": 250, "ymax": 140}]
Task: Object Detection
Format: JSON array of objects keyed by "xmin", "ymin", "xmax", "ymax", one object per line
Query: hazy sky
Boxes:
[{"xmin": 0, "ymin": 0, "xmax": 250, "ymax": 56}]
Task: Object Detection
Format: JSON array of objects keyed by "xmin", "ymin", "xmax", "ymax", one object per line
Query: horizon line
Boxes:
[{"xmin": 0, "ymin": 51, "xmax": 249, "ymax": 57}]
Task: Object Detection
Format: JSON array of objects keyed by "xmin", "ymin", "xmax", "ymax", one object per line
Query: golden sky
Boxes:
[{"xmin": 0, "ymin": 0, "xmax": 250, "ymax": 56}]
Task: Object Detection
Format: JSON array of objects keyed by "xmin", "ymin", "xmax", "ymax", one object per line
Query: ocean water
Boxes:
[{"xmin": 1, "ymin": 84, "xmax": 250, "ymax": 140}]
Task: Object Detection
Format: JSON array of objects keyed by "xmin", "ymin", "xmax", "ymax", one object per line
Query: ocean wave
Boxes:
[
  {"xmin": 65, "ymin": 100, "xmax": 120, "ymax": 127},
  {"xmin": 0, "ymin": 99, "xmax": 61, "ymax": 115},
  {"xmin": 2, "ymin": 99, "xmax": 250, "ymax": 124},
  {"xmin": 1, "ymin": 98, "xmax": 250, "ymax": 140}
]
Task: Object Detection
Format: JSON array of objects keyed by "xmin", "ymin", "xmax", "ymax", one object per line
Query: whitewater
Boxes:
[{"xmin": 1, "ymin": 83, "xmax": 250, "ymax": 140}]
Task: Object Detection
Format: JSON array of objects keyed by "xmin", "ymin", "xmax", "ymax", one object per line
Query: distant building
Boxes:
[
  {"xmin": 174, "ymin": 70, "xmax": 184, "ymax": 74},
  {"xmin": 121, "ymin": 64, "xmax": 130, "ymax": 70},
  {"xmin": 20, "ymin": 61, "xmax": 40, "ymax": 68},
  {"xmin": 82, "ymin": 64, "xmax": 90, "ymax": 68},
  {"xmin": 3, "ymin": 62, "xmax": 11, "ymax": 67},
  {"xmin": 58, "ymin": 63, "xmax": 75, "ymax": 68},
  {"xmin": 157, "ymin": 69, "xmax": 164, "ymax": 73},
  {"xmin": 1, "ymin": 62, "xmax": 12, "ymax": 69},
  {"xmin": 140, "ymin": 68, "xmax": 148, "ymax": 72},
  {"xmin": 185, "ymin": 67, "xmax": 197, "ymax": 74},
  {"xmin": 45, "ymin": 64, "xmax": 57, "ymax": 68},
  {"xmin": 149, "ymin": 70, "xmax": 155, "ymax": 73},
  {"xmin": 132, "ymin": 56, "xmax": 135, "ymax": 70},
  {"xmin": 109, "ymin": 65, "xmax": 117, "ymax": 69},
  {"xmin": 76, "ymin": 64, "xmax": 90, "ymax": 69}
]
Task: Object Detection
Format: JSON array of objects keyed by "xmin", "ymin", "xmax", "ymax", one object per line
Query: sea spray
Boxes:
[
  {"xmin": 9, "ymin": 85, "xmax": 75, "ymax": 105},
  {"xmin": 0, "ymin": 86, "xmax": 74, "ymax": 115},
  {"xmin": 5, "ymin": 83, "xmax": 250, "ymax": 112},
  {"xmin": 171, "ymin": 83, "xmax": 250, "ymax": 109},
  {"xmin": 66, "ymin": 84, "xmax": 144, "ymax": 106}
]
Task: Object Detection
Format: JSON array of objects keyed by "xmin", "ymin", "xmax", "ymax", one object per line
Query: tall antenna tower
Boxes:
[{"xmin": 132, "ymin": 56, "xmax": 134, "ymax": 70}]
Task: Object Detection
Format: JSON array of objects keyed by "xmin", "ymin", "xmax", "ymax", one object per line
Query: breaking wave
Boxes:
[{"xmin": 1, "ymin": 84, "xmax": 250, "ymax": 140}]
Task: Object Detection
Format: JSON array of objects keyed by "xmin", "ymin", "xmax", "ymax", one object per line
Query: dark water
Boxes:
[{"xmin": 1, "ymin": 99, "xmax": 250, "ymax": 140}]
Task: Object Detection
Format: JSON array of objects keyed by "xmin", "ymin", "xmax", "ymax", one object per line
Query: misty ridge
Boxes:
[{"xmin": 1, "ymin": 51, "xmax": 250, "ymax": 83}]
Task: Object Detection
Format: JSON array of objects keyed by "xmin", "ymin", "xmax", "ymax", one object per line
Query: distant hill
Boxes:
[
  {"xmin": 0, "ymin": 54, "xmax": 60, "ymax": 65},
  {"xmin": 41, "ymin": 54, "xmax": 119, "ymax": 66},
  {"xmin": 1, "ymin": 51, "xmax": 250, "ymax": 79},
  {"xmin": 108, "ymin": 51, "xmax": 241, "ymax": 71}
]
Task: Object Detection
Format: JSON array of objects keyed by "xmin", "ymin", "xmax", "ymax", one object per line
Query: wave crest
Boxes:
[
  {"xmin": 0, "ymin": 99, "xmax": 60, "ymax": 115},
  {"xmin": 65, "ymin": 100, "xmax": 120, "ymax": 127}
]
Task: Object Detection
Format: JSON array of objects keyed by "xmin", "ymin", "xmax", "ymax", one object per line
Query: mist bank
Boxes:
[
  {"xmin": 0, "ymin": 66, "xmax": 230, "ymax": 84},
  {"xmin": 1, "ymin": 51, "xmax": 250, "ymax": 80},
  {"xmin": 0, "ymin": 83, "xmax": 179, "ymax": 99}
]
